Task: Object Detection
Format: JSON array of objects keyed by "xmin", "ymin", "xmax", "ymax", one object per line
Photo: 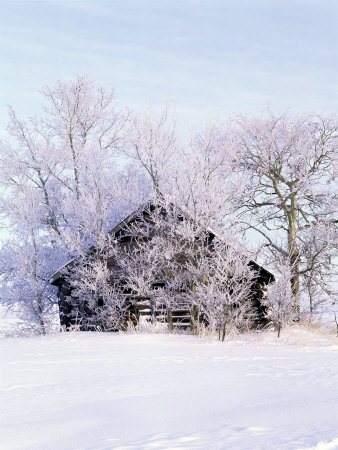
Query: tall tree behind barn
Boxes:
[{"xmin": 232, "ymin": 111, "xmax": 338, "ymax": 317}]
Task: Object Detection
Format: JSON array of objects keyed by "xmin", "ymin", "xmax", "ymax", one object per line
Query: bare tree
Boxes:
[
  {"xmin": 189, "ymin": 236, "xmax": 256, "ymax": 339},
  {"xmin": 67, "ymin": 250, "xmax": 128, "ymax": 331},
  {"xmin": 117, "ymin": 198, "xmax": 256, "ymax": 336},
  {"xmin": 118, "ymin": 200, "xmax": 191, "ymax": 330},
  {"xmin": 262, "ymin": 262, "xmax": 297, "ymax": 338},
  {"xmin": 122, "ymin": 105, "xmax": 179, "ymax": 196},
  {"xmin": 0, "ymin": 231, "xmax": 60, "ymax": 335},
  {"xmin": 170, "ymin": 123, "xmax": 246, "ymax": 232},
  {"xmin": 299, "ymin": 222, "xmax": 338, "ymax": 317},
  {"xmin": 1, "ymin": 75, "xmax": 129, "ymax": 235},
  {"xmin": 233, "ymin": 111, "xmax": 338, "ymax": 316},
  {"xmin": 0, "ymin": 75, "xmax": 137, "ymax": 332},
  {"xmin": 0, "ymin": 184, "xmax": 65, "ymax": 334}
]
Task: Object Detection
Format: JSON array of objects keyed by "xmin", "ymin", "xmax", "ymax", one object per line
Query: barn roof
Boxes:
[
  {"xmin": 49, "ymin": 201, "xmax": 151, "ymax": 285},
  {"xmin": 50, "ymin": 201, "xmax": 275, "ymax": 285}
]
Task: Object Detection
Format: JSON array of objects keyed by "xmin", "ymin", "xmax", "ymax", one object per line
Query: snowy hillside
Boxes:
[{"xmin": 1, "ymin": 330, "xmax": 338, "ymax": 450}]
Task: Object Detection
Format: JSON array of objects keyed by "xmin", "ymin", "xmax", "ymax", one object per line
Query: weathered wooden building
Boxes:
[{"xmin": 50, "ymin": 202, "xmax": 274, "ymax": 331}]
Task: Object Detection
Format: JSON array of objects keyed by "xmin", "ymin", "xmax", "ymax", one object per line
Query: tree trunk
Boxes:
[
  {"xmin": 190, "ymin": 281, "xmax": 198, "ymax": 334},
  {"xmin": 222, "ymin": 321, "xmax": 227, "ymax": 341},
  {"xmin": 194, "ymin": 306, "xmax": 200, "ymax": 333},
  {"xmin": 190, "ymin": 305, "xmax": 199, "ymax": 334},
  {"xmin": 308, "ymin": 278, "xmax": 314, "ymax": 321},
  {"xmin": 288, "ymin": 189, "xmax": 300, "ymax": 320},
  {"xmin": 150, "ymin": 299, "xmax": 155, "ymax": 324},
  {"xmin": 38, "ymin": 297, "xmax": 46, "ymax": 335},
  {"xmin": 190, "ymin": 307, "xmax": 195, "ymax": 333},
  {"xmin": 167, "ymin": 308, "xmax": 173, "ymax": 331},
  {"xmin": 288, "ymin": 243, "xmax": 300, "ymax": 320}
]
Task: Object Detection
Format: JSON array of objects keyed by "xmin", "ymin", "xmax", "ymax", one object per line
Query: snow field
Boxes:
[{"xmin": 1, "ymin": 330, "xmax": 338, "ymax": 450}]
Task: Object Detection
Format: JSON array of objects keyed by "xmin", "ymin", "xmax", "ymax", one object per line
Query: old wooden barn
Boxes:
[{"xmin": 50, "ymin": 202, "xmax": 275, "ymax": 331}]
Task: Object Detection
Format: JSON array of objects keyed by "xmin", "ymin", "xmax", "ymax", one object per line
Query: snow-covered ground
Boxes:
[{"xmin": 1, "ymin": 329, "xmax": 338, "ymax": 450}]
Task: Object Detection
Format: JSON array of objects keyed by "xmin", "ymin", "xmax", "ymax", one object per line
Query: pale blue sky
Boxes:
[{"xmin": 1, "ymin": 0, "xmax": 337, "ymax": 133}]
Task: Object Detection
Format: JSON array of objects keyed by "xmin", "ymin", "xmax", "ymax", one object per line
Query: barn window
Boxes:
[{"xmin": 152, "ymin": 282, "xmax": 165, "ymax": 290}]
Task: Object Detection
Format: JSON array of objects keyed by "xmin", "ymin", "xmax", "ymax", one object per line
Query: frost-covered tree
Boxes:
[
  {"xmin": 116, "ymin": 197, "xmax": 256, "ymax": 335},
  {"xmin": 0, "ymin": 231, "xmax": 60, "ymax": 335},
  {"xmin": 0, "ymin": 183, "xmax": 64, "ymax": 334},
  {"xmin": 1, "ymin": 75, "xmax": 130, "ymax": 235},
  {"xmin": 0, "ymin": 75, "xmax": 144, "ymax": 332},
  {"xmin": 122, "ymin": 105, "xmax": 179, "ymax": 195},
  {"xmin": 233, "ymin": 111, "xmax": 338, "ymax": 316},
  {"xmin": 262, "ymin": 262, "xmax": 297, "ymax": 338},
  {"xmin": 188, "ymin": 236, "xmax": 256, "ymax": 339},
  {"xmin": 67, "ymin": 248, "xmax": 128, "ymax": 331},
  {"xmin": 117, "ymin": 200, "xmax": 191, "ymax": 330},
  {"xmin": 299, "ymin": 222, "xmax": 338, "ymax": 317},
  {"xmin": 171, "ymin": 123, "xmax": 247, "ymax": 232},
  {"xmin": 121, "ymin": 112, "xmax": 246, "ymax": 233}
]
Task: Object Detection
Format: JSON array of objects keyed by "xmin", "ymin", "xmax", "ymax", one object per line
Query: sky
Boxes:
[{"xmin": 1, "ymin": 0, "xmax": 337, "ymax": 136}]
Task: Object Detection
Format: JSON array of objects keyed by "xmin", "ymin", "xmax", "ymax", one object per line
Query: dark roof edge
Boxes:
[{"xmin": 50, "ymin": 201, "xmax": 153, "ymax": 285}]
